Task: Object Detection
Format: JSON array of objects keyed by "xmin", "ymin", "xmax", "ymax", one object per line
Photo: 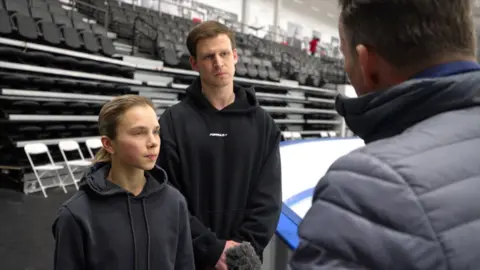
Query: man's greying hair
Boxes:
[
  {"xmin": 186, "ymin": 21, "xmax": 236, "ymax": 58},
  {"xmin": 339, "ymin": 0, "xmax": 476, "ymax": 67}
]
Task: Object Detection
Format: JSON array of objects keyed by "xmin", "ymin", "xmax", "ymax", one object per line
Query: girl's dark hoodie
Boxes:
[{"xmin": 52, "ymin": 162, "xmax": 194, "ymax": 270}]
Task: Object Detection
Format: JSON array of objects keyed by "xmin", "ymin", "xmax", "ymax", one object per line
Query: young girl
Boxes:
[{"xmin": 52, "ymin": 95, "xmax": 194, "ymax": 270}]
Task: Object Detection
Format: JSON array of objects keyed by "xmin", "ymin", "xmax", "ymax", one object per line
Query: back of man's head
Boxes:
[
  {"xmin": 339, "ymin": 0, "xmax": 476, "ymax": 67},
  {"xmin": 339, "ymin": 0, "xmax": 476, "ymax": 93}
]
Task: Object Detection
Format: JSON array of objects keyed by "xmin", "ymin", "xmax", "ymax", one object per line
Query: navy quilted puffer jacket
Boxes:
[{"xmin": 290, "ymin": 68, "xmax": 480, "ymax": 270}]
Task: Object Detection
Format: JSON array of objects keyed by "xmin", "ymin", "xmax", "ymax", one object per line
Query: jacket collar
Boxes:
[{"xmin": 337, "ymin": 61, "xmax": 480, "ymax": 143}]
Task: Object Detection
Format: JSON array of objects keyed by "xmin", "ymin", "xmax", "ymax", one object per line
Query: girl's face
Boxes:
[{"xmin": 105, "ymin": 105, "xmax": 160, "ymax": 171}]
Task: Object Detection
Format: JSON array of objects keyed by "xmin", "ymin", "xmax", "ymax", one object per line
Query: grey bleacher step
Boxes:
[
  {"xmin": 113, "ymin": 55, "xmax": 174, "ymax": 87},
  {"xmin": 280, "ymin": 79, "xmax": 300, "ymax": 88},
  {"xmin": 107, "ymin": 32, "xmax": 118, "ymax": 39},
  {"xmin": 113, "ymin": 42, "xmax": 135, "ymax": 54},
  {"xmin": 134, "ymin": 72, "xmax": 172, "ymax": 87},
  {"xmin": 119, "ymin": 55, "xmax": 164, "ymax": 70}
]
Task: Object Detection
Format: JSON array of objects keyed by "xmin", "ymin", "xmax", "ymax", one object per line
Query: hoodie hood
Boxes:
[
  {"xmin": 336, "ymin": 70, "xmax": 480, "ymax": 143},
  {"xmin": 186, "ymin": 77, "xmax": 259, "ymax": 113},
  {"xmin": 82, "ymin": 162, "xmax": 167, "ymax": 198}
]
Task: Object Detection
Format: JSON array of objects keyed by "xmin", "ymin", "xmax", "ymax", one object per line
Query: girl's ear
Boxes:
[{"xmin": 101, "ymin": 136, "xmax": 115, "ymax": 155}]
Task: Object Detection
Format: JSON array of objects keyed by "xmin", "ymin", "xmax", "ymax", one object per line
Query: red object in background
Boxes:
[
  {"xmin": 309, "ymin": 39, "xmax": 319, "ymax": 54},
  {"xmin": 192, "ymin": 17, "xmax": 202, "ymax": 24}
]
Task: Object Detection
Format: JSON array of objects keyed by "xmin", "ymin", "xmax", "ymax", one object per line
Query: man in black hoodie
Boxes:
[
  {"xmin": 290, "ymin": 0, "xmax": 480, "ymax": 269},
  {"xmin": 157, "ymin": 21, "xmax": 282, "ymax": 270}
]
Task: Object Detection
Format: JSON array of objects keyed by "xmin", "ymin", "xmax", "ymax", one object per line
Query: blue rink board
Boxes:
[{"xmin": 275, "ymin": 137, "xmax": 361, "ymax": 250}]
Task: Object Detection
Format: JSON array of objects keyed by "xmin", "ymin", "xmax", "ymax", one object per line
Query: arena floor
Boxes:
[{"xmin": 0, "ymin": 187, "xmax": 74, "ymax": 270}]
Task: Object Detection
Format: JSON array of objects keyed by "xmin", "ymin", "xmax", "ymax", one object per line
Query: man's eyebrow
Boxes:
[
  {"xmin": 130, "ymin": 125, "xmax": 160, "ymax": 130},
  {"xmin": 130, "ymin": 126, "xmax": 148, "ymax": 131}
]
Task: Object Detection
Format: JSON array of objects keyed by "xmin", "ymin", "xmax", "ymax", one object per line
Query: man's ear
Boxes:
[
  {"xmin": 101, "ymin": 136, "xmax": 115, "ymax": 155},
  {"xmin": 233, "ymin": 48, "xmax": 238, "ymax": 65},
  {"xmin": 190, "ymin": 56, "xmax": 198, "ymax": 71},
  {"xmin": 356, "ymin": 44, "xmax": 379, "ymax": 90}
]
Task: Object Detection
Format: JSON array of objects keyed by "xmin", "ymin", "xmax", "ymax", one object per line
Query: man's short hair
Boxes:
[
  {"xmin": 339, "ymin": 0, "xmax": 476, "ymax": 67},
  {"xmin": 186, "ymin": 21, "xmax": 236, "ymax": 58}
]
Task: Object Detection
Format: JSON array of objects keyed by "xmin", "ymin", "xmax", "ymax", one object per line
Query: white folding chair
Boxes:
[
  {"xmin": 85, "ymin": 138, "xmax": 102, "ymax": 160},
  {"xmin": 59, "ymin": 140, "xmax": 92, "ymax": 190},
  {"xmin": 24, "ymin": 143, "xmax": 67, "ymax": 198},
  {"xmin": 328, "ymin": 131, "xmax": 338, "ymax": 137},
  {"xmin": 283, "ymin": 131, "xmax": 302, "ymax": 141},
  {"xmin": 283, "ymin": 131, "xmax": 293, "ymax": 140},
  {"xmin": 292, "ymin": 132, "xmax": 302, "ymax": 140}
]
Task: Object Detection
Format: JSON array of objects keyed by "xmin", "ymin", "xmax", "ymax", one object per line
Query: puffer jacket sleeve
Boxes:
[{"xmin": 289, "ymin": 150, "xmax": 446, "ymax": 270}]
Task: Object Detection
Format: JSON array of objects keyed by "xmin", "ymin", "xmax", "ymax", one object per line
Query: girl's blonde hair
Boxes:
[{"xmin": 94, "ymin": 95, "xmax": 155, "ymax": 163}]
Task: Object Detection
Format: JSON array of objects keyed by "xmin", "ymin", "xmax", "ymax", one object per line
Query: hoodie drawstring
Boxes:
[
  {"xmin": 142, "ymin": 199, "xmax": 151, "ymax": 270},
  {"xmin": 127, "ymin": 195, "xmax": 138, "ymax": 270}
]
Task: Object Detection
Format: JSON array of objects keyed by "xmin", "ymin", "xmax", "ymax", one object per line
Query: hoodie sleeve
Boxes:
[
  {"xmin": 52, "ymin": 206, "xmax": 86, "ymax": 270},
  {"xmin": 158, "ymin": 110, "xmax": 226, "ymax": 268},
  {"xmin": 232, "ymin": 118, "xmax": 282, "ymax": 254},
  {"xmin": 175, "ymin": 196, "xmax": 195, "ymax": 270}
]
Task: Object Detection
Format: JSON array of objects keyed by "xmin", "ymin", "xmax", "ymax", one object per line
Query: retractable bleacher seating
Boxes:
[
  {"xmin": 0, "ymin": 0, "xmax": 148, "ymax": 193},
  {"xmin": 0, "ymin": 0, "xmax": 348, "ymax": 194},
  {"xmin": 75, "ymin": 0, "xmax": 346, "ymax": 139}
]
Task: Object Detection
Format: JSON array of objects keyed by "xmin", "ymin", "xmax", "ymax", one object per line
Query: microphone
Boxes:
[{"xmin": 225, "ymin": 242, "xmax": 262, "ymax": 270}]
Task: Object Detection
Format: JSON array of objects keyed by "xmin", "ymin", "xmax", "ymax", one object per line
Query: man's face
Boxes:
[{"xmin": 190, "ymin": 34, "xmax": 238, "ymax": 89}]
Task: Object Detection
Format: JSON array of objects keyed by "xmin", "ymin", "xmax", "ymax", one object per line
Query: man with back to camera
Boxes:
[
  {"xmin": 290, "ymin": 0, "xmax": 480, "ymax": 269},
  {"xmin": 156, "ymin": 21, "xmax": 282, "ymax": 270}
]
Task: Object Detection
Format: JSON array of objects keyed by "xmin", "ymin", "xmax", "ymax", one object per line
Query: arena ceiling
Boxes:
[
  {"xmin": 281, "ymin": 0, "xmax": 340, "ymax": 29},
  {"xmin": 284, "ymin": 0, "xmax": 480, "ymax": 29}
]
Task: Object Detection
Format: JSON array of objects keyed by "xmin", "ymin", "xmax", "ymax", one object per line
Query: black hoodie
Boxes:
[
  {"xmin": 52, "ymin": 163, "xmax": 194, "ymax": 270},
  {"xmin": 157, "ymin": 78, "xmax": 282, "ymax": 269}
]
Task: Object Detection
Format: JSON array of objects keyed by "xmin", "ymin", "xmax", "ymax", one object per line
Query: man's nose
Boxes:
[{"xmin": 213, "ymin": 54, "xmax": 223, "ymax": 67}]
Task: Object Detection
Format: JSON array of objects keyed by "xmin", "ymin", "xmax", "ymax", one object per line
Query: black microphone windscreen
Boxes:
[{"xmin": 225, "ymin": 242, "xmax": 262, "ymax": 270}]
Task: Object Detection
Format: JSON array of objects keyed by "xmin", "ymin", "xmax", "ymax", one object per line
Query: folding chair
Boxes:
[
  {"xmin": 24, "ymin": 143, "xmax": 67, "ymax": 198},
  {"xmin": 328, "ymin": 131, "xmax": 337, "ymax": 138},
  {"xmin": 292, "ymin": 132, "xmax": 302, "ymax": 140},
  {"xmin": 282, "ymin": 131, "xmax": 291, "ymax": 140},
  {"xmin": 58, "ymin": 140, "xmax": 92, "ymax": 190},
  {"xmin": 85, "ymin": 138, "xmax": 102, "ymax": 159},
  {"xmin": 283, "ymin": 131, "xmax": 302, "ymax": 141}
]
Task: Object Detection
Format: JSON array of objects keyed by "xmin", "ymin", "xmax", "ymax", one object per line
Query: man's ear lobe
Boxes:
[
  {"xmin": 233, "ymin": 48, "xmax": 238, "ymax": 64},
  {"xmin": 190, "ymin": 56, "xmax": 198, "ymax": 71},
  {"xmin": 356, "ymin": 44, "xmax": 378, "ymax": 89}
]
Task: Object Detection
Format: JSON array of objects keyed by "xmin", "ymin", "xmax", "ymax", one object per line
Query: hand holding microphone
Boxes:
[
  {"xmin": 214, "ymin": 241, "xmax": 240, "ymax": 270},
  {"xmin": 225, "ymin": 241, "xmax": 262, "ymax": 270}
]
